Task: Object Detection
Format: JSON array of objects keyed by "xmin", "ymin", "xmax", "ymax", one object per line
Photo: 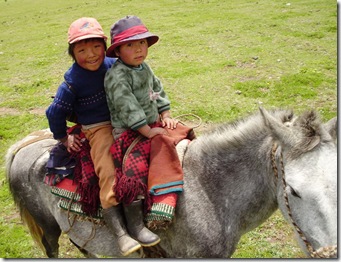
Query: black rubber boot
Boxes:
[
  {"xmin": 123, "ymin": 200, "xmax": 161, "ymax": 247},
  {"xmin": 102, "ymin": 205, "xmax": 141, "ymax": 256}
]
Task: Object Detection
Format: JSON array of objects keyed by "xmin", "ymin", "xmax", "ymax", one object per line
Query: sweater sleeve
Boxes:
[
  {"xmin": 46, "ymin": 82, "xmax": 76, "ymax": 140},
  {"xmin": 152, "ymin": 75, "xmax": 171, "ymax": 114}
]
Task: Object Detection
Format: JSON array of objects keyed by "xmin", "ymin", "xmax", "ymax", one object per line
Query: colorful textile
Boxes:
[
  {"xmin": 111, "ymin": 122, "xmax": 194, "ymax": 229},
  {"xmin": 49, "ymin": 176, "xmax": 103, "ymax": 219},
  {"xmin": 145, "ymin": 193, "xmax": 178, "ymax": 230},
  {"xmin": 110, "ymin": 129, "xmax": 152, "ymax": 209},
  {"xmin": 71, "ymin": 139, "xmax": 100, "ymax": 216},
  {"xmin": 67, "ymin": 125, "xmax": 101, "ymax": 216},
  {"xmin": 45, "ymin": 141, "xmax": 76, "ymax": 185},
  {"xmin": 46, "ymin": 123, "xmax": 194, "ymax": 227},
  {"xmin": 146, "ymin": 123, "xmax": 194, "ymax": 228},
  {"xmin": 45, "ymin": 125, "xmax": 101, "ymax": 216}
]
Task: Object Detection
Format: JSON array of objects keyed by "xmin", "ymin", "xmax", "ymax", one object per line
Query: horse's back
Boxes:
[
  {"xmin": 7, "ymin": 130, "xmax": 56, "ymax": 184},
  {"xmin": 6, "ymin": 131, "xmax": 60, "ymax": 230},
  {"xmin": 5, "ymin": 130, "xmax": 66, "ymax": 257}
]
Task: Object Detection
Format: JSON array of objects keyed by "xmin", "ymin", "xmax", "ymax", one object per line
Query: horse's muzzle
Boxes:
[{"xmin": 311, "ymin": 245, "xmax": 337, "ymax": 258}]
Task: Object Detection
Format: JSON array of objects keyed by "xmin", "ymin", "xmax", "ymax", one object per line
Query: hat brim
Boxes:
[
  {"xmin": 69, "ymin": 34, "xmax": 107, "ymax": 44},
  {"xmin": 106, "ymin": 32, "xmax": 159, "ymax": 57}
]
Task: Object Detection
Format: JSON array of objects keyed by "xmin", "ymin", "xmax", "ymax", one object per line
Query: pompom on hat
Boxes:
[
  {"xmin": 106, "ymin": 15, "xmax": 159, "ymax": 57},
  {"xmin": 68, "ymin": 17, "xmax": 107, "ymax": 44}
]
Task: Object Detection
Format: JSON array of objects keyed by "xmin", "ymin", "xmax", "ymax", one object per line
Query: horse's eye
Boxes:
[
  {"xmin": 289, "ymin": 186, "xmax": 301, "ymax": 198},
  {"xmin": 287, "ymin": 112, "xmax": 294, "ymax": 121}
]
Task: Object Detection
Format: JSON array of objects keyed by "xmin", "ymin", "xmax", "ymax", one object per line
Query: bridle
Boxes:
[{"xmin": 271, "ymin": 143, "xmax": 337, "ymax": 258}]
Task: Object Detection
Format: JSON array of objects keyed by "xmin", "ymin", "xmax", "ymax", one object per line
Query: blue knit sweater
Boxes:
[{"xmin": 46, "ymin": 57, "xmax": 116, "ymax": 140}]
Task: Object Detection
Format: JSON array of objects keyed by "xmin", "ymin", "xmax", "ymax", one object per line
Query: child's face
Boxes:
[
  {"xmin": 73, "ymin": 39, "xmax": 105, "ymax": 71},
  {"xmin": 115, "ymin": 39, "xmax": 148, "ymax": 67}
]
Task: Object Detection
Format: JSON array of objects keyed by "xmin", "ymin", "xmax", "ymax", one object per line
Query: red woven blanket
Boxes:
[
  {"xmin": 111, "ymin": 123, "xmax": 194, "ymax": 229},
  {"xmin": 46, "ymin": 123, "xmax": 194, "ymax": 228}
]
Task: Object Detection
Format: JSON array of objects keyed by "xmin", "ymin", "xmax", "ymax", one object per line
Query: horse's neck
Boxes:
[{"xmin": 185, "ymin": 134, "xmax": 278, "ymax": 234}]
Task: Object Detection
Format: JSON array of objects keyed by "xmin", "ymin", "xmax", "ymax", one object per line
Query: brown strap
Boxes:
[{"xmin": 122, "ymin": 134, "xmax": 144, "ymax": 170}]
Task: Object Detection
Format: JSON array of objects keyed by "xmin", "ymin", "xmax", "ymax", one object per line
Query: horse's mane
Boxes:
[
  {"xmin": 196, "ymin": 108, "xmax": 331, "ymax": 161},
  {"xmin": 197, "ymin": 109, "xmax": 294, "ymax": 152}
]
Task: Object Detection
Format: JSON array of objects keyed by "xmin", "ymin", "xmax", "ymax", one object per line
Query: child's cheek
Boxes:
[
  {"xmin": 76, "ymin": 57, "xmax": 87, "ymax": 68},
  {"xmin": 77, "ymin": 57, "xmax": 86, "ymax": 65}
]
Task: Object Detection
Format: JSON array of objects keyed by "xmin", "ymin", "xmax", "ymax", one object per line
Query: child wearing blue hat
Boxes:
[
  {"xmin": 104, "ymin": 15, "xmax": 195, "ymax": 255},
  {"xmin": 104, "ymin": 15, "xmax": 168, "ymax": 251}
]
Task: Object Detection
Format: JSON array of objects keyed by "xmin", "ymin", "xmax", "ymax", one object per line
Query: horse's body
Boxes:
[{"xmin": 6, "ymin": 108, "xmax": 337, "ymax": 258}]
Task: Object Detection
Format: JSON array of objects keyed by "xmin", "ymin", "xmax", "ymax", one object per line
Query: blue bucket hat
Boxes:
[{"xmin": 106, "ymin": 15, "xmax": 159, "ymax": 57}]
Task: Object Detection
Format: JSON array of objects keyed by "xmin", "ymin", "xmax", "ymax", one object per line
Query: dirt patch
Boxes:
[
  {"xmin": 28, "ymin": 108, "xmax": 46, "ymax": 115},
  {"xmin": 0, "ymin": 107, "xmax": 46, "ymax": 116},
  {"xmin": 0, "ymin": 107, "xmax": 21, "ymax": 116}
]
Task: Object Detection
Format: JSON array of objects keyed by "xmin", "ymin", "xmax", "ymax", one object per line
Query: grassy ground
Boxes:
[{"xmin": 0, "ymin": 0, "xmax": 336, "ymax": 258}]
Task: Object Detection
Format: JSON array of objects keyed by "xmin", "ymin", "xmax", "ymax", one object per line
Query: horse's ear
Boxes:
[
  {"xmin": 295, "ymin": 111, "xmax": 320, "ymax": 136},
  {"xmin": 294, "ymin": 111, "xmax": 322, "ymax": 151},
  {"xmin": 259, "ymin": 107, "xmax": 297, "ymax": 146},
  {"xmin": 323, "ymin": 117, "xmax": 337, "ymax": 142},
  {"xmin": 290, "ymin": 110, "xmax": 326, "ymax": 154},
  {"xmin": 259, "ymin": 107, "xmax": 321, "ymax": 154}
]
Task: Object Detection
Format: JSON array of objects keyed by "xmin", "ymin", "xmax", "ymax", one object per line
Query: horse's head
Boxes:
[{"xmin": 260, "ymin": 107, "xmax": 337, "ymax": 258}]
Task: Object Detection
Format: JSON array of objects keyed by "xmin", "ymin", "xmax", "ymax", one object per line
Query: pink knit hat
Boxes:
[
  {"xmin": 68, "ymin": 17, "xmax": 107, "ymax": 44},
  {"xmin": 106, "ymin": 15, "xmax": 159, "ymax": 57}
]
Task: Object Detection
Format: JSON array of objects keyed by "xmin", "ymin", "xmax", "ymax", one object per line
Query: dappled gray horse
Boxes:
[{"xmin": 6, "ymin": 107, "xmax": 337, "ymax": 258}]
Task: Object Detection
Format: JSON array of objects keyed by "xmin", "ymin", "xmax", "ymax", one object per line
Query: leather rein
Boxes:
[{"xmin": 271, "ymin": 143, "xmax": 337, "ymax": 258}]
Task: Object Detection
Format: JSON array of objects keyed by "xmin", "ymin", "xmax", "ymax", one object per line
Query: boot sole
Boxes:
[
  {"xmin": 121, "ymin": 244, "xmax": 142, "ymax": 256},
  {"xmin": 138, "ymin": 237, "xmax": 161, "ymax": 247}
]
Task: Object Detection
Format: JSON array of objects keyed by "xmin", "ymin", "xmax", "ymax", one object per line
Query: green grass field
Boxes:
[{"xmin": 0, "ymin": 0, "xmax": 336, "ymax": 258}]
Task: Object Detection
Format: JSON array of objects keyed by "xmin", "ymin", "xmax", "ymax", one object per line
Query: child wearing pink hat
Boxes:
[{"xmin": 46, "ymin": 17, "xmax": 142, "ymax": 256}]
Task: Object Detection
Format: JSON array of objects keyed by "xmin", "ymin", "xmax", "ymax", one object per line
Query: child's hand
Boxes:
[
  {"xmin": 162, "ymin": 117, "xmax": 178, "ymax": 129},
  {"xmin": 64, "ymin": 134, "xmax": 82, "ymax": 153}
]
